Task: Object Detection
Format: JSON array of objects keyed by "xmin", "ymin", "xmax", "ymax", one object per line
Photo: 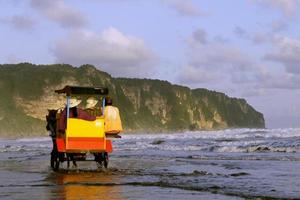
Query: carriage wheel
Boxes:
[
  {"xmin": 50, "ymin": 151, "xmax": 60, "ymax": 171},
  {"xmin": 94, "ymin": 153, "xmax": 103, "ymax": 168},
  {"xmin": 94, "ymin": 152, "xmax": 108, "ymax": 169},
  {"xmin": 103, "ymin": 152, "xmax": 109, "ymax": 169}
]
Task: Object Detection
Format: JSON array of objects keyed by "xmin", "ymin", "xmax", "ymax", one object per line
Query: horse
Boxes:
[{"xmin": 46, "ymin": 109, "xmax": 77, "ymax": 168}]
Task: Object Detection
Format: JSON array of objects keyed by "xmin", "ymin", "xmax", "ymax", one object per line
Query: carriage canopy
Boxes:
[{"xmin": 55, "ymin": 85, "xmax": 109, "ymax": 96}]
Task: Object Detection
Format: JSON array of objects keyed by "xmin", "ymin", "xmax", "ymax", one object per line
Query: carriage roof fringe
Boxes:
[{"xmin": 55, "ymin": 85, "xmax": 109, "ymax": 96}]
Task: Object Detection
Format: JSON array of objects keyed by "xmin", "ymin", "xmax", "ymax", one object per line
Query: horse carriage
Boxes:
[{"xmin": 46, "ymin": 86, "xmax": 122, "ymax": 171}]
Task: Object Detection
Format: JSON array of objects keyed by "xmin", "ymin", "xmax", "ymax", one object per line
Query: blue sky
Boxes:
[{"xmin": 1, "ymin": 0, "xmax": 300, "ymax": 128}]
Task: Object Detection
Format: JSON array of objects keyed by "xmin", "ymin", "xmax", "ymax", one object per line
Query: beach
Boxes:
[{"xmin": 0, "ymin": 129, "xmax": 300, "ymax": 199}]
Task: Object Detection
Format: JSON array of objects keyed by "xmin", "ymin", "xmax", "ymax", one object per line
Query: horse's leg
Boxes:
[
  {"xmin": 94, "ymin": 153, "xmax": 103, "ymax": 169},
  {"xmin": 67, "ymin": 153, "xmax": 70, "ymax": 168},
  {"xmin": 72, "ymin": 154, "xmax": 77, "ymax": 167}
]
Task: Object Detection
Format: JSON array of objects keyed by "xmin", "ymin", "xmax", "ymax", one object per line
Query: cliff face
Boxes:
[{"xmin": 0, "ymin": 63, "xmax": 265, "ymax": 136}]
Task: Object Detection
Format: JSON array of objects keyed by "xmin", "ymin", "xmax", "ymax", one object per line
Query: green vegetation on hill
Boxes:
[{"xmin": 0, "ymin": 63, "xmax": 265, "ymax": 136}]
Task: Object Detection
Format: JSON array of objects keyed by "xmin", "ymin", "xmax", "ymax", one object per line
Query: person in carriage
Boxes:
[{"xmin": 58, "ymin": 98, "xmax": 96, "ymax": 133}]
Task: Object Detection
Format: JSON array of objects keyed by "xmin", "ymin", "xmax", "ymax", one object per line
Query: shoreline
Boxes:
[{"xmin": 2, "ymin": 127, "xmax": 299, "ymax": 140}]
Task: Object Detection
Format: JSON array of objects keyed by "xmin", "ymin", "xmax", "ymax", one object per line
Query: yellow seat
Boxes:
[
  {"xmin": 66, "ymin": 118, "xmax": 105, "ymax": 138},
  {"xmin": 65, "ymin": 118, "xmax": 106, "ymax": 151}
]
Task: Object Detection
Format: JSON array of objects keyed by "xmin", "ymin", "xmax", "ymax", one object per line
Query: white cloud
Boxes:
[
  {"xmin": 234, "ymin": 26, "xmax": 247, "ymax": 39},
  {"xmin": 234, "ymin": 26, "xmax": 270, "ymax": 44},
  {"xmin": 240, "ymin": 87, "xmax": 267, "ymax": 97},
  {"xmin": 52, "ymin": 27, "xmax": 156, "ymax": 77},
  {"xmin": 166, "ymin": 0, "xmax": 206, "ymax": 17},
  {"xmin": 6, "ymin": 54, "xmax": 24, "ymax": 64},
  {"xmin": 177, "ymin": 28, "xmax": 256, "ymax": 93},
  {"xmin": 0, "ymin": 15, "xmax": 35, "ymax": 30},
  {"xmin": 188, "ymin": 38, "xmax": 253, "ymax": 72},
  {"xmin": 178, "ymin": 27, "xmax": 300, "ymax": 99},
  {"xmin": 256, "ymin": 69, "xmax": 300, "ymax": 90},
  {"xmin": 271, "ymin": 19, "xmax": 288, "ymax": 32},
  {"xmin": 264, "ymin": 36, "xmax": 300, "ymax": 74},
  {"xmin": 251, "ymin": 0, "xmax": 300, "ymax": 17},
  {"xmin": 177, "ymin": 28, "xmax": 300, "ymax": 97},
  {"xmin": 190, "ymin": 28, "xmax": 208, "ymax": 44},
  {"xmin": 30, "ymin": 0, "xmax": 87, "ymax": 29},
  {"xmin": 178, "ymin": 65, "xmax": 217, "ymax": 84}
]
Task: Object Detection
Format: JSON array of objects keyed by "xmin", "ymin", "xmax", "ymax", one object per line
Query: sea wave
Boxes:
[
  {"xmin": 121, "ymin": 128, "xmax": 300, "ymax": 141},
  {"xmin": 114, "ymin": 128, "xmax": 300, "ymax": 153},
  {"xmin": 16, "ymin": 137, "xmax": 51, "ymax": 143},
  {"xmin": 1, "ymin": 128, "xmax": 300, "ymax": 154}
]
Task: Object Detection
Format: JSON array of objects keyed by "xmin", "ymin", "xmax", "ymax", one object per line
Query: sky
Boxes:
[{"xmin": 0, "ymin": 0, "xmax": 300, "ymax": 128}]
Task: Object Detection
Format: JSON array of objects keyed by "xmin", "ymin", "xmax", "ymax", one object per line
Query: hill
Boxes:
[{"xmin": 0, "ymin": 63, "xmax": 265, "ymax": 137}]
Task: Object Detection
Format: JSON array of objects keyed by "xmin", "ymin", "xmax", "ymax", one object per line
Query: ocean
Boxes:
[{"xmin": 0, "ymin": 128, "xmax": 300, "ymax": 199}]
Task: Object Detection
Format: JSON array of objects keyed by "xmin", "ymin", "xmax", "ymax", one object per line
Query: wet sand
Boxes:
[{"xmin": 0, "ymin": 129, "xmax": 300, "ymax": 199}]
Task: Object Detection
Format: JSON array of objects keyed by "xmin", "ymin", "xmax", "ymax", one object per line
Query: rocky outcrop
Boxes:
[{"xmin": 0, "ymin": 63, "xmax": 265, "ymax": 136}]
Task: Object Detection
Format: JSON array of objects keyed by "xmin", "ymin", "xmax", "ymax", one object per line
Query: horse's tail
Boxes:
[{"xmin": 46, "ymin": 109, "xmax": 58, "ymax": 137}]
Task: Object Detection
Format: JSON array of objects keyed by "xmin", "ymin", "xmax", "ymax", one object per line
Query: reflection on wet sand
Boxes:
[{"xmin": 48, "ymin": 171, "xmax": 122, "ymax": 200}]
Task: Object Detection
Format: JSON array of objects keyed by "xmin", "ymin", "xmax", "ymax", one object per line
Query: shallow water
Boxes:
[{"xmin": 0, "ymin": 128, "xmax": 300, "ymax": 199}]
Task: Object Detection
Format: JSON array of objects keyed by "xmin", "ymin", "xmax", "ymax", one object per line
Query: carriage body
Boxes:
[
  {"xmin": 56, "ymin": 117, "xmax": 113, "ymax": 153},
  {"xmin": 48, "ymin": 85, "xmax": 119, "ymax": 171}
]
